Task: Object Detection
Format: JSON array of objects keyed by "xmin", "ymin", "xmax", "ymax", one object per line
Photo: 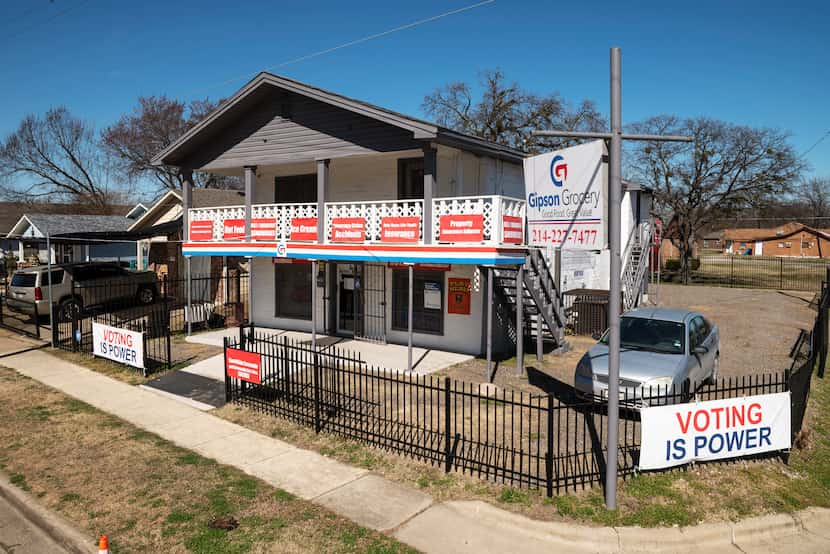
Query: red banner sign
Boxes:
[
  {"xmin": 439, "ymin": 214, "xmax": 484, "ymax": 242},
  {"xmin": 502, "ymin": 215, "xmax": 524, "ymax": 244},
  {"xmin": 251, "ymin": 218, "xmax": 277, "ymax": 241},
  {"xmin": 189, "ymin": 220, "xmax": 214, "ymax": 241},
  {"xmin": 330, "ymin": 217, "xmax": 366, "ymax": 242},
  {"xmin": 223, "ymin": 218, "xmax": 245, "ymax": 240},
  {"xmin": 225, "ymin": 348, "xmax": 261, "ymax": 384},
  {"xmin": 380, "ymin": 216, "xmax": 420, "ymax": 243},
  {"xmin": 290, "ymin": 217, "xmax": 318, "ymax": 242}
]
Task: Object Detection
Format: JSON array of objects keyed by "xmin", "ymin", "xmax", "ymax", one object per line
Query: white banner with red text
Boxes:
[
  {"xmin": 639, "ymin": 392, "xmax": 791, "ymax": 470},
  {"xmin": 92, "ymin": 322, "xmax": 144, "ymax": 369}
]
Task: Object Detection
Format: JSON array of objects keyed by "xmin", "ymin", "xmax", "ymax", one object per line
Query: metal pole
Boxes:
[
  {"xmin": 407, "ymin": 264, "xmax": 413, "ymax": 371},
  {"xmin": 515, "ymin": 264, "xmax": 523, "ymax": 374},
  {"xmin": 186, "ymin": 256, "xmax": 192, "ymax": 336},
  {"xmin": 486, "ymin": 267, "xmax": 493, "ymax": 381},
  {"xmin": 311, "ymin": 260, "xmax": 317, "ymax": 350},
  {"xmin": 605, "ymin": 46, "xmax": 623, "ymax": 510},
  {"xmin": 46, "ymin": 232, "xmax": 54, "ymax": 347}
]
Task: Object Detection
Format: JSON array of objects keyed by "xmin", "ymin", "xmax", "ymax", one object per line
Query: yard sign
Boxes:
[
  {"xmin": 92, "ymin": 321, "xmax": 144, "ymax": 369},
  {"xmin": 226, "ymin": 348, "xmax": 262, "ymax": 384},
  {"xmin": 523, "ymin": 140, "xmax": 607, "ymax": 250},
  {"xmin": 639, "ymin": 392, "xmax": 791, "ymax": 470}
]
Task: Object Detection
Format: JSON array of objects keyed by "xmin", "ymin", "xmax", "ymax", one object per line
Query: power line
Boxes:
[
  {"xmin": 4, "ymin": 0, "xmax": 93, "ymax": 42},
  {"xmin": 802, "ymin": 129, "xmax": 830, "ymax": 158},
  {"xmin": 191, "ymin": 0, "xmax": 496, "ymax": 95}
]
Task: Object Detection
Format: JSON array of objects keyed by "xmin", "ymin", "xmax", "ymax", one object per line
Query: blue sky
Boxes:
[{"xmin": 2, "ymin": 0, "xmax": 828, "ymax": 185}]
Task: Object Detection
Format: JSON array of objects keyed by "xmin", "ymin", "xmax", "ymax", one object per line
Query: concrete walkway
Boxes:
[
  {"xmin": 3, "ymin": 347, "xmax": 830, "ymax": 553},
  {"xmin": 186, "ymin": 327, "xmax": 473, "ymax": 375}
]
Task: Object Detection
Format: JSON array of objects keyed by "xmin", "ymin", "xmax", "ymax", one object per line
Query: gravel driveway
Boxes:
[{"xmin": 651, "ymin": 284, "xmax": 816, "ymax": 376}]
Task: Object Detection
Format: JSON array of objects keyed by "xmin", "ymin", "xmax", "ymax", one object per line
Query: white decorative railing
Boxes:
[
  {"xmin": 188, "ymin": 195, "xmax": 526, "ymax": 246},
  {"xmin": 252, "ymin": 202, "xmax": 317, "ymax": 240},
  {"xmin": 325, "ymin": 199, "xmax": 423, "ymax": 243},
  {"xmin": 432, "ymin": 195, "xmax": 526, "ymax": 245}
]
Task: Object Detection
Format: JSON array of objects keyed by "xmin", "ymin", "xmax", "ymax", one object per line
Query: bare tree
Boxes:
[
  {"xmin": 794, "ymin": 177, "xmax": 830, "ymax": 223},
  {"xmin": 102, "ymin": 96, "xmax": 239, "ymax": 192},
  {"xmin": 0, "ymin": 107, "xmax": 127, "ymax": 210},
  {"xmin": 627, "ymin": 115, "xmax": 804, "ymax": 282},
  {"xmin": 422, "ymin": 69, "xmax": 606, "ymax": 152}
]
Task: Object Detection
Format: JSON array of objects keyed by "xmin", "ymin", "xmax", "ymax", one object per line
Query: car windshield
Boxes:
[{"xmin": 601, "ymin": 316, "xmax": 685, "ymax": 354}]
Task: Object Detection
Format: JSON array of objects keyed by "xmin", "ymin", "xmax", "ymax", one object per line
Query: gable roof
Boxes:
[
  {"xmin": 7, "ymin": 213, "xmax": 133, "ymax": 239},
  {"xmin": 0, "ymin": 202, "xmax": 136, "ymax": 235},
  {"xmin": 151, "ymin": 72, "xmax": 525, "ymax": 168},
  {"xmin": 722, "ymin": 222, "xmax": 830, "ymax": 243},
  {"xmin": 128, "ymin": 188, "xmax": 245, "ymax": 232}
]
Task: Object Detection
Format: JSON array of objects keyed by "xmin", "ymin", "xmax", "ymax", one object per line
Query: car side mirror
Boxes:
[
  {"xmin": 694, "ymin": 345, "xmax": 708, "ymax": 355},
  {"xmin": 591, "ymin": 331, "xmax": 602, "ymax": 341}
]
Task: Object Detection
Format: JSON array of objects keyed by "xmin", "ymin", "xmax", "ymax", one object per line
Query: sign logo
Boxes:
[
  {"xmin": 276, "ymin": 242, "xmax": 287, "ymax": 257},
  {"xmin": 550, "ymin": 155, "xmax": 567, "ymax": 187}
]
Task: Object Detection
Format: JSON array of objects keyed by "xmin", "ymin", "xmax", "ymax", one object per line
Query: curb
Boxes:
[{"xmin": 0, "ymin": 473, "xmax": 94, "ymax": 554}]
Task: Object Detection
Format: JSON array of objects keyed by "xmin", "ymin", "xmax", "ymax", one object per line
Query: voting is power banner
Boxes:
[
  {"xmin": 92, "ymin": 321, "xmax": 144, "ymax": 370},
  {"xmin": 639, "ymin": 393, "xmax": 791, "ymax": 470}
]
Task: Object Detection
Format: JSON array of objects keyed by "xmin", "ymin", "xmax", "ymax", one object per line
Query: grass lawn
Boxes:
[
  {"xmin": 215, "ymin": 370, "xmax": 830, "ymax": 527},
  {"xmin": 0, "ymin": 366, "xmax": 416, "ymax": 554}
]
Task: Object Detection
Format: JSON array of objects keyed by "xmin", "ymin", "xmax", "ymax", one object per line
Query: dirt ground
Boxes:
[{"xmin": 436, "ymin": 284, "xmax": 817, "ymax": 394}]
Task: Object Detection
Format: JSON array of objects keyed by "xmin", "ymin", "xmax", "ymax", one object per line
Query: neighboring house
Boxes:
[
  {"xmin": 722, "ymin": 222, "xmax": 830, "ymax": 257},
  {"xmin": 127, "ymin": 188, "xmax": 246, "ymax": 279},
  {"xmin": 5, "ymin": 206, "xmax": 147, "ymax": 266}
]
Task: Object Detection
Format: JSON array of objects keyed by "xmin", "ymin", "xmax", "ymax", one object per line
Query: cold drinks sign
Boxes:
[
  {"xmin": 523, "ymin": 140, "xmax": 607, "ymax": 250},
  {"xmin": 638, "ymin": 393, "xmax": 791, "ymax": 470}
]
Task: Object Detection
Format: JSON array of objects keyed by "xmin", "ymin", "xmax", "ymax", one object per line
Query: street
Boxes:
[{"xmin": 0, "ymin": 494, "xmax": 67, "ymax": 554}]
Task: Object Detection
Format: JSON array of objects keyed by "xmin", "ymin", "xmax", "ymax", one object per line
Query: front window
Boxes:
[
  {"xmin": 391, "ymin": 269, "xmax": 444, "ymax": 334},
  {"xmin": 275, "ymin": 264, "xmax": 312, "ymax": 320},
  {"xmin": 601, "ymin": 316, "xmax": 685, "ymax": 354}
]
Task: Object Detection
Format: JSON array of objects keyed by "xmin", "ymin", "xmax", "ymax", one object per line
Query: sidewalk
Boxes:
[{"xmin": 3, "ymin": 347, "xmax": 830, "ymax": 553}]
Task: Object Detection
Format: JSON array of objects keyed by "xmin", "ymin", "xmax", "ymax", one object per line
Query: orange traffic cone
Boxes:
[{"xmin": 98, "ymin": 534, "xmax": 109, "ymax": 554}]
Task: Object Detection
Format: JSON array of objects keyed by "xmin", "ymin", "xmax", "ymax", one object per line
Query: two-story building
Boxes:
[{"xmin": 152, "ymin": 73, "xmax": 545, "ymax": 358}]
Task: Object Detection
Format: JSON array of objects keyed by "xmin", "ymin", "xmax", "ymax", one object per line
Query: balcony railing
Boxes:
[{"xmin": 188, "ymin": 195, "xmax": 526, "ymax": 246}]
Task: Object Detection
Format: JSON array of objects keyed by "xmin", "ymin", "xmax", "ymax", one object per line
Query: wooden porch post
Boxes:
[
  {"xmin": 181, "ymin": 168, "xmax": 194, "ymax": 336},
  {"xmin": 316, "ymin": 159, "xmax": 329, "ymax": 243},
  {"xmin": 244, "ymin": 166, "xmax": 256, "ymax": 240},
  {"xmin": 422, "ymin": 145, "xmax": 436, "ymax": 244}
]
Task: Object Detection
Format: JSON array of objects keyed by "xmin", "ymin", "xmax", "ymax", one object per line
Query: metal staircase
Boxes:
[
  {"xmin": 621, "ymin": 220, "xmax": 654, "ymax": 311},
  {"xmin": 490, "ymin": 248, "xmax": 567, "ymax": 351}
]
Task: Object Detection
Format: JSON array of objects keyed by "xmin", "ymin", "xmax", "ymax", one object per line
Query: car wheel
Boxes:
[
  {"xmin": 706, "ymin": 353, "xmax": 720, "ymax": 385},
  {"xmin": 58, "ymin": 298, "xmax": 82, "ymax": 322},
  {"xmin": 137, "ymin": 286, "xmax": 156, "ymax": 305}
]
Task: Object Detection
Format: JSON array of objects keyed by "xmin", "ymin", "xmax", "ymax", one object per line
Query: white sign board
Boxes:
[
  {"xmin": 92, "ymin": 321, "xmax": 144, "ymax": 369},
  {"xmin": 523, "ymin": 140, "xmax": 607, "ymax": 250},
  {"xmin": 560, "ymin": 249, "xmax": 602, "ymax": 291},
  {"xmin": 639, "ymin": 392, "xmax": 791, "ymax": 470},
  {"xmin": 423, "ymin": 281, "xmax": 442, "ymax": 310}
]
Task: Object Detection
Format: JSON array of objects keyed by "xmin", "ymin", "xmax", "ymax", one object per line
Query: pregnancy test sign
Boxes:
[
  {"xmin": 92, "ymin": 322, "xmax": 144, "ymax": 369},
  {"xmin": 226, "ymin": 348, "xmax": 262, "ymax": 385},
  {"xmin": 639, "ymin": 393, "xmax": 790, "ymax": 470}
]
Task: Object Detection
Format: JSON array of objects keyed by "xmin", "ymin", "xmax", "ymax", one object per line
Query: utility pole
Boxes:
[{"xmin": 532, "ymin": 47, "xmax": 691, "ymax": 509}]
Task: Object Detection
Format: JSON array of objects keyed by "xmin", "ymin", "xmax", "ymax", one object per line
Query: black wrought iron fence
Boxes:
[
  {"xmin": 226, "ymin": 326, "xmax": 798, "ymax": 495},
  {"xmin": 663, "ymin": 255, "xmax": 830, "ymax": 291},
  {"xmin": 0, "ymin": 293, "xmax": 42, "ymax": 340}
]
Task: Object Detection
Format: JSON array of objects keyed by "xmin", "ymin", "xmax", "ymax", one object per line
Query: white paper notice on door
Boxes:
[{"xmin": 423, "ymin": 281, "xmax": 441, "ymax": 310}]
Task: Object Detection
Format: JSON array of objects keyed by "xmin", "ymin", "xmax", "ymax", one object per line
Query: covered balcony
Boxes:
[{"xmin": 186, "ymin": 195, "xmax": 526, "ymax": 247}]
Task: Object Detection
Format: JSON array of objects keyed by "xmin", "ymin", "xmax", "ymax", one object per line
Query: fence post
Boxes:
[
  {"xmin": 33, "ymin": 300, "xmax": 40, "ymax": 340},
  {"xmin": 313, "ymin": 348, "xmax": 322, "ymax": 433},
  {"xmin": 223, "ymin": 336, "xmax": 231, "ymax": 402},
  {"xmin": 141, "ymin": 330, "xmax": 148, "ymax": 378},
  {"xmin": 239, "ymin": 323, "xmax": 246, "ymax": 350},
  {"xmin": 545, "ymin": 394, "xmax": 554, "ymax": 497},
  {"xmin": 730, "ymin": 255, "xmax": 735, "ymax": 287},
  {"xmin": 444, "ymin": 377, "xmax": 452, "ymax": 473},
  {"xmin": 71, "ymin": 309, "xmax": 78, "ymax": 353},
  {"xmin": 51, "ymin": 305, "xmax": 59, "ymax": 347},
  {"xmin": 282, "ymin": 335, "xmax": 292, "ymax": 398},
  {"xmin": 165, "ymin": 299, "xmax": 172, "ymax": 370}
]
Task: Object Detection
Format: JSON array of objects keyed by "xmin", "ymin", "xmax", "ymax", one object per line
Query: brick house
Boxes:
[{"xmin": 722, "ymin": 222, "xmax": 830, "ymax": 257}]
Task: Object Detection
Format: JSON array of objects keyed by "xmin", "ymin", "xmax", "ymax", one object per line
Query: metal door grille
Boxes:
[{"xmin": 355, "ymin": 263, "xmax": 386, "ymax": 343}]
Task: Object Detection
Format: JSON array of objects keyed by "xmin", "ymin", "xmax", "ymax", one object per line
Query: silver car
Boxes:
[{"xmin": 574, "ymin": 308, "xmax": 720, "ymax": 405}]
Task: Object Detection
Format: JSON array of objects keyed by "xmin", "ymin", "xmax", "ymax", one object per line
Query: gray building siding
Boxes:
[{"xmin": 186, "ymin": 90, "xmax": 420, "ymax": 171}]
